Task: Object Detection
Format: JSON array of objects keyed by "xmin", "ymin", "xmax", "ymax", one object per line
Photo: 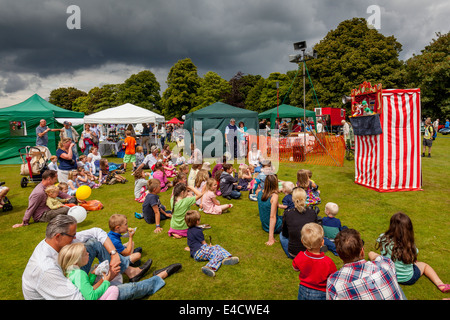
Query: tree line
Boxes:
[{"xmin": 49, "ymin": 18, "xmax": 449, "ymax": 120}]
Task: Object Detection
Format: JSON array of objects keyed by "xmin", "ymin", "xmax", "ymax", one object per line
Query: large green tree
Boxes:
[
  {"xmin": 117, "ymin": 70, "xmax": 161, "ymax": 112},
  {"xmin": 245, "ymin": 73, "xmax": 291, "ymax": 113},
  {"xmin": 161, "ymin": 58, "xmax": 200, "ymax": 119},
  {"xmin": 71, "ymin": 84, "xmax": 121, "ymax": 114},
  {"xmin": 192, "ymin": 71, "xmax": 231, "ymax": 111},
  {"xmin": 223, "ymin": 71, "xmax": 262, "ymax": 108},
  {"xmin": 288, "ymin": 18, "xmax": 404, "ymax": 113},
  {"xmin": 48, "ymin": 87, "xmax": 87, "ymax": 110},
  {"xmin": 404, "ymin": 32, "xmax": 450, "ymax": 118}
]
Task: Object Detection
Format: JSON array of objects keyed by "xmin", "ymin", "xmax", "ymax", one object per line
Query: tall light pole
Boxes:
[{"xmin": 289, "ymin": 41, "xmax": 317, "ymax": 158}]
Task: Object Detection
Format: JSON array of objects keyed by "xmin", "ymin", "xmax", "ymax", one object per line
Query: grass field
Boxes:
[{"xmin": 0, "ymin": 134, "xmax": 449, "ymax": 300}]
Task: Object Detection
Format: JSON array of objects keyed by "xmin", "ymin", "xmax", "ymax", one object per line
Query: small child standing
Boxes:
[
  {"xmin": 185, "ymin": 210, "xmax": 239, "ymax": 277},
  {"xmin": 201, "ymin": 178, "xmax": 233, "ymax": 215},
  {"xmin": 58, "ymin": 242, "xmax": 119, "ymax": 300},
  {"xmin": 169, "ymin": 183, "xmax": 204, "ymax": 239},
  {"xmin": 292, "ymin": 223, "xmax": 337, "ymax": 300},
  {"xmin": 142, "ymin": 179, "xmax": 173, "ymax": 232},
  {"xmin": 45, "ymin": 185, "xmax": 69, "ymax": 210},
  {"xmin": 107, "ymin": 214, "xmax": 142, "ymax": 267},
  {"xmin": 278, "ymin": 181, "xmax": 295, "ymax": 210},
  {"xmin": 123, "ymin": 130, "xmax": 137, "ymax": 171},
  {"xmin": 48, "ymin": 155, "xmax": 58, "ymax": 171}
]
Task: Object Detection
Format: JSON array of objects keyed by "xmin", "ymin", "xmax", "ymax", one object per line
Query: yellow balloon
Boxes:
[{"xmin": 76, "ymin": 185, "xmax": 92, "ymax": 200}]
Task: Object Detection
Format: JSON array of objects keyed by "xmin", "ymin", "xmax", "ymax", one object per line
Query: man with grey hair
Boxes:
[
  {"xmin": 22, "ymin": 215, "xmax": 182, "ymax": 300},
  {"xmin": 225, "ymin": 118, "xmax": 238, "ymax": 159},
  {"xmin": 36, "ymin": 119, "xmax": 60, "ymax": 147}
]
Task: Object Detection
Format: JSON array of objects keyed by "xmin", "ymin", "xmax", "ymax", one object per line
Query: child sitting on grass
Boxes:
[
  {"xmin": 237, "ymin": 164, "xmax": 252, "ymax": 191},
  {"xmin": 107, "ymin": 214, "xmax": 142, "ymax": 267},
  {"xmin": 153, "ymin": 161, "xmax": 172, "ymax": 192},
  {"xmin": 292, "ymin": 222, "xmax": 337, "ymax": 300},
  {"xmin": 201, "ymin": 178, "xmax": 233, "ymax": 215},
  {"xmin": 278, "ymin": 181, "xmax": 295, "ymax": 210},
  {"xmin": 194, "ymin": 169, "xmax": 209, "ymax": 207},
  {"xmin": 99, "ymin": 158, "xmax": 127, "ymax": 185},
  {"xmin": 45, "ymin": 185, "xmax": 69, "ymax": 210},
  {"xmin": 76, "ymin": 167, "xmax": 100, "ymax": 189},
  {"xmin": 369, "ymin": 212, "xmax": 450, "ymax": 293},
  {"xmin": 219, "ymin": 164, "xmax": 241, "ymax": 200},
  {"xmin": 185, "ymin": 210, "xmax": 239, "ymax": 277},
  {"xmin": 169, "ymin": 183, "xmax": 204, "ymax": 239},
  {"xmin": 142, "ymin": 178, "xmax": 173, "ymax": 233},
  {"xmin": 58, "ymin": 242, "xmax": 119, "ymax": 300},
  {"xmin": 134, "ymin": 168, "xmax": 151, "ymax": 203},
  {"xmin": 296, "ymin": 169, "xmax": 320, "ymax": 206},
  {"xmin": 321, "ymin": 202, "xmax": 347, "ymax": 256}
]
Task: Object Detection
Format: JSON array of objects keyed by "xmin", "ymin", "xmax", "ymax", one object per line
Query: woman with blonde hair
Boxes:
[{"xmin": 280, "ymin": 187, "xmax": 320, "ymax": 258}]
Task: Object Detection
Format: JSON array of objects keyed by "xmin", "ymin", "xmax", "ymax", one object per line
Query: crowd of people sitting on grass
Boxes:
[{"xmin": 13, "ymin": 135, "xmax": 450, "ymax": 301}]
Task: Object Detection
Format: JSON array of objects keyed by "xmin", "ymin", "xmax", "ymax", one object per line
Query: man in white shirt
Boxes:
[
  {"xmin": 136, "ymin": 145, "xmax": 158, "ymax": 171},
  {"xmin": 22, "ymin": 215, "xmax": 181, "ymax": 300}
]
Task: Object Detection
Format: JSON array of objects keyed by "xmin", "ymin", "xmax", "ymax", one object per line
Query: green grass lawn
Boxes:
[{"xmin": 0, "ymin": 134, "xmax": 449, "ymax": 300}]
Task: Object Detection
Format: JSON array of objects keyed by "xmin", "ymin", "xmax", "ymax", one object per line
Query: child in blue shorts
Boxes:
[{"xmin": 185, "ymin": 210, "xmax": 239, "ymax": 277}]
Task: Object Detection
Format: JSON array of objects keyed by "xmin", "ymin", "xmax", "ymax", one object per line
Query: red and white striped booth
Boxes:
[{"xmin": 350, "ymin": 82, "xmax": 422, "ymax": 192}]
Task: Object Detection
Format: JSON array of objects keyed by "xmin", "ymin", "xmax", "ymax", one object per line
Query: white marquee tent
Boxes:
[{"xmin": 84, "ymin": 103, "xmax": 165, "ymax": 124}]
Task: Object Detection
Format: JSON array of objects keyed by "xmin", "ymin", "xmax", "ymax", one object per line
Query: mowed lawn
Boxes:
[{"xmin": 0, "ymin": 134, "xmax": 449, "ymax": 300}]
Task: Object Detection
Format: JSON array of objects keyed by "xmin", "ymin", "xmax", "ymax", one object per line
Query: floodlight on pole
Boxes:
[{"xmin": 288, "ymin": 40, "xmax": 317, "ymax": 158}]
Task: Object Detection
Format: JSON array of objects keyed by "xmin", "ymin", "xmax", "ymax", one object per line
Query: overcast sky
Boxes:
[{"xmin": 0, "ymin": 0, "xmax": 448, "ymax": 107}]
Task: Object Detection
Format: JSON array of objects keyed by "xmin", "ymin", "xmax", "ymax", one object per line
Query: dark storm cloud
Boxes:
[
  {"xmin": 0, "ymin": 0, "xmax": 448, "ymax": 101},
  {"xmin": 0, "ymin": 0, "xmax": 330, "ymax": 78}
]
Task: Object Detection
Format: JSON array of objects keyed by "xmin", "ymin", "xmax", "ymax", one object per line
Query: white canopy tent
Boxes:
[
  {"xmin": 83, "ymin": 103, "xmax": 165, "ymax": 124},
  {"xmin": 83, "ymin": 103, "xmax": 165, "ymax": 156}
]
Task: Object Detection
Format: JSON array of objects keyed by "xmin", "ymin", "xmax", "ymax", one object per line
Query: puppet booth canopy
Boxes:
[
  {"xmin": 0, "ymin": 94, "xmax": 84, "ymax": 164},
  {"xmin": 183, "ymin": 102, "xmax": 259, "ymax": 155},
  {"xmin": 258, "ymin": 104, "xmax": 317, "ymax": 129},
  {"xmin": 349, "ymin": 82, "xmax": 422, "ymax": 192}
]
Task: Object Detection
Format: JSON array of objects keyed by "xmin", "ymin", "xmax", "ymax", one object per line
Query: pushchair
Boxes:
[{"xmin": 18, "ymin": 146, "xmax": 51, "ymax": 188}]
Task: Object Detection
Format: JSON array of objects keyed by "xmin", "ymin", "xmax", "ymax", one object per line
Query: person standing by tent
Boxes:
[
  {"xmin": 60, "ymin": 121, "xmax": 80, "ymax": 159},
  {"xmin": 422, "ymin": 118, "xmax": 434, "ymax": 157},
  {"xmin": 36, "ymin": 119, "xmax": 60, "ymax": 148},
  {"xmin": 341, "ymin": 120, "xmax": 350, "ymax": 142},
  {"xmin": 225, "ymin": 119, "xmax": 238, "ymax": 159}
]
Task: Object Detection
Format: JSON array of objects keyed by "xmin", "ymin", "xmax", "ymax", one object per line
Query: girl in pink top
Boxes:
[
  {"xmin": 201, "ymin": 178, "xmax": 233, "ymax": 215},
  {"xmin": 152, "ymin": 162, "xmax": 173, "ymax": 192}
]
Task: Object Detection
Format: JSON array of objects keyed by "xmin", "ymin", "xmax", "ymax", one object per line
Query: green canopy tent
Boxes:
[
  {"xmin": 0, "ymin": 94, "xmax": 84, "ymax": 164},
  {"xmin": 258, "ymin": 104, "xmax": 317, "ymax": 129},
  {"xmin": 183, "ymin": 102, "xmax": 259, "ymax": 157}
]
